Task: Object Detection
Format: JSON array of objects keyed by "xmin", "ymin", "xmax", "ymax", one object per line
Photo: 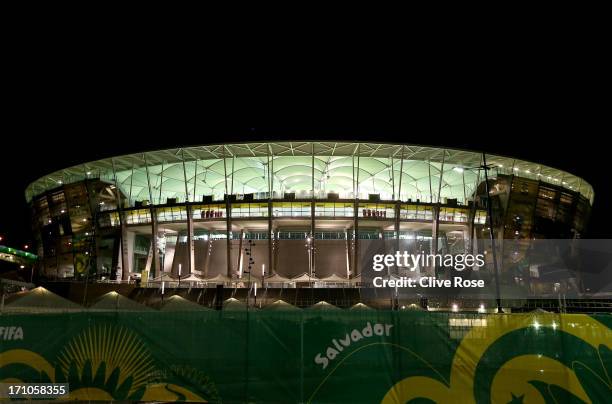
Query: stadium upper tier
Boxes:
[{"xmin": 25, "ymin": 142, "xmax": 594, "ymax": 205}]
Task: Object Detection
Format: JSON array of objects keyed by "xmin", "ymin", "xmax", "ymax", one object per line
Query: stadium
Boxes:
[
  {"xmin": 3, "ymin": 141, "xmax": 611, "ymax": 403},
  {"xmin": 23, "ymin": 141, "xmax": 595, "ymax": 308}
]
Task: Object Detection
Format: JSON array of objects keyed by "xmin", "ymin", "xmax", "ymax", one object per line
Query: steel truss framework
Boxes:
[{"xmin": 26, "ymin": 142, "xmax": 593, "ymax": 205}]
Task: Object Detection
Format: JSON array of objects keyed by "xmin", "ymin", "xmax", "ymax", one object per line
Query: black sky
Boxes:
[
  {"xmin": 0, "ymin": 52, "xmax": 608, "ymax": 246},
  {"xmin": 1, "ymin": 113, "xmax": 608, "ymax": 249}
]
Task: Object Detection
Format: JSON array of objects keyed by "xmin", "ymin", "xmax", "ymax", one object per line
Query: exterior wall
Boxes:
[
  {"xmin": 314, "ymin": 240, "xmax": 349, "ymax": 278},
  {"xmin": 276, "ymin": 240, "xmax": 310, "ymax": 278},
  {"xmin": 30, "ymin": 188, "xmax": 590, "ymax": 280}
]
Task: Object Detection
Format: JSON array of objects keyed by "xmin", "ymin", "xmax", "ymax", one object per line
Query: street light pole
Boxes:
[{"xmin": 245, "ymin": 239, "xmax": 255, "ymax": 308}]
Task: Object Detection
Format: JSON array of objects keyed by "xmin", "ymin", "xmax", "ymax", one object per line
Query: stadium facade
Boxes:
[{"xmin": 26, "ymin": 142, "xmax": 593, "ymax": 288}]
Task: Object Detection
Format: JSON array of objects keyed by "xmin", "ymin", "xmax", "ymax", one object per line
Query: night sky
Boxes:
[{"xmin": 1, "ymin": 103, "xmax": 608, "ymax": 249}]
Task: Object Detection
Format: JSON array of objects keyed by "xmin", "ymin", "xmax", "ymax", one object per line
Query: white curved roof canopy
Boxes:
[{"xmin": 25, "ymin": 142, "xmax": 594, "ymax": 205}]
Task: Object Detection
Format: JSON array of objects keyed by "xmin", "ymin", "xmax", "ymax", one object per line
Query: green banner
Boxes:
[{"xmin": 1, "ymin": 311, "xmax": 610, "ymax": 403}]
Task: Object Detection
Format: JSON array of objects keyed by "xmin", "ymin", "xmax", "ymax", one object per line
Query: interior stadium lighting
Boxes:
[
  {"xmin": 478, "ymin": 303, "xmax": 485, "ymax": 313},
  {"xmin": 451, "ymin": 303, "xmax": 458, "ymax": 312},
  {"xmin": 86, "ymin": 171, "xmax": 91, "ymax": 175},
  {"xmin": 498, "ymin": 164, "xmax": 503, "ymax": 168},
  {"xmin": 20, "ymin": 265, "xmax": 25, "ymax": 269},
  {"xmin": 513, "ymin": 167, "xmax": 519, "ymax": 171},
  {"xmin": 525, "ymin": 170, "xmax": 531, "ymax": 174},
  {"xmin": 533, "ymin": 320, "xmax": 540, "ymax": 330},
  {"xmin": 452, "ymin": 167, "xmax": 464, "ymax": 173},
  {"xmin": 551, "ymin": 321, "xmax": 558, "ymax": 330},
  {"xmin": 58, "ymin": 180, "xmax": 63, "ymax": 184}
]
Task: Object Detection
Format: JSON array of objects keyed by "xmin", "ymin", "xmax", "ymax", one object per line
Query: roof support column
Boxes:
[
  {"xmin": 468, "ymin": 163, "xmax": 481, "ymax": 255},
  {"xmin": 128, "ymin": 164, "xmax": 134, "ymax": 208},
  {"xmin": 223, "ymin": 147, "xmax": 233, "ymax": 278},
  {"xmin": 394, "ymin": 202, "xmax": 401, "ymax": 268},
  {"xmin": 310, "ymin": 143, "xmax": 316, "ymax": 278},
  {"xmin": 143, "ymin": 153, "xmax": 159, "ymax": 279},
  {"xmin": 431, "ymin": 151, "xmax": 445, "ymax": 263},
  {"xmin": 158, "ymin": 162, "xmax": 164, "ymax": 205},
  {"xmin": 111, "ymin": 158, "xmax": 129, "ymax": 281},
  {"xmin": 181, "ymin": 150, "xmax": 194, "ymax": 275},
  {"xmin": 395, "ymin": 146, "xmax": 405, "ymax": 267},
  {"xmin": 482, "ymin": 153, "xmax": 503, "ymax": 313},
  {"xmin": 193, "ymin": 158, "xmax": 198, "ymax": 202},
  {"xmin": 353, "ymin": 144, "xmax": 361, "ymax": 276},
  {"xmin": 267, "ymin": 147, "xmax": 274, "ymax": 276}
]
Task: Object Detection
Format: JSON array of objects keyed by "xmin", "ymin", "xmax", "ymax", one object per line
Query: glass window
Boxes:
[
  {"xmin": 475, "ymin": 210, "xmax": 487, "ymax": 224},
  {"xmin": 358, "ymin": 203, "xmax": 394, "ymax": 219},
  {"xmin": 272, "ymin": 202, "xmax": 311, "ymax": 217},
  {"xmin": 440, "ymin": 207, "xmax": 455, "ymax": 222},
  {"xmin": 400, "ymin": 204, "xmax": 418, "ymax": 220},
  {"xmin": 454, "ymin": 209, "xmax": 468, "ymax": 223},
  {"xmin": 193, "ymin": 204, "xmax": 225, "ymax": 219},
  {"xmin": 232, "ymin": 203, "xmax": 269, "ymax": 218},
  {"xmin": 315, "ymin": 202, "xmax": 354, "ymax": 217},
  {"xmin": 277, "ymin": 231, "xmax": 308, "ymax": 240},
  {"xmin": 125, "ymin": 209, "xmax": 151, "ymax": 225},
  {"xmin": 157, "ymin": 206, "xmax": 187, "ymax": 222},
  {"xmin": 416, "ymin": 206, "xmax": 433, "ymax": 221}
]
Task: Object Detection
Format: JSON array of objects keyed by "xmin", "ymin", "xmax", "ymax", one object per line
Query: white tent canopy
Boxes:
[
  {"xmin": 89, "ymin": 291, "xmax": 153, "ymax": 311},
  {"xmin": 308, "ymin": 301, "xmax": 341, "ymax": 311},
  {"xmin": 320, "ymin": 274, "xmax": 350, "ymax": 283},
  {"xmin": 291, "ymin": 273, "xmax": 318, "ymax": 282},
  {"xmin": 264, "ymin": 300, "xmax": 300, "ymax": 311},
  {"xmin": 223, "ymin": 297, "xmax": 246, "ymax": 310},
  {"xmin": 264, "ymin": 274, "xmax": 291, "ymax": 283},
  {"xmin": 3, "ymin": 287, "xmax": 83, "ymax": 313},
  {"xmin": 180, "ymin": 274, "xmax": 206, "ymax": 282},
  {"xmin": 349, "ymin": 303, "xmax": 374, "ymax": 311},
  {"xmin": 151, "ymin": 272, "xmax": 175, "ymax": 282},
  {"xmin": 160, "ymin": 295, "xmax": 212, "ymax": 311},
  {"xmin": 204, "ymin": 274, "xmax": 231, "ymax": 283}
]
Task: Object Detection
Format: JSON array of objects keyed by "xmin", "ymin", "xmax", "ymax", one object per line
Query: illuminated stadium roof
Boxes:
[{"xmin": 26, "ymin": 142, "xmax": 594, "ymax": 204}]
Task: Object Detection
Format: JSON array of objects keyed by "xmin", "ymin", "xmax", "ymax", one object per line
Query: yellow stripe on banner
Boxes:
[{"xmin": 0, "ymin": 349, "xmax": 55, "ymax": 381}]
